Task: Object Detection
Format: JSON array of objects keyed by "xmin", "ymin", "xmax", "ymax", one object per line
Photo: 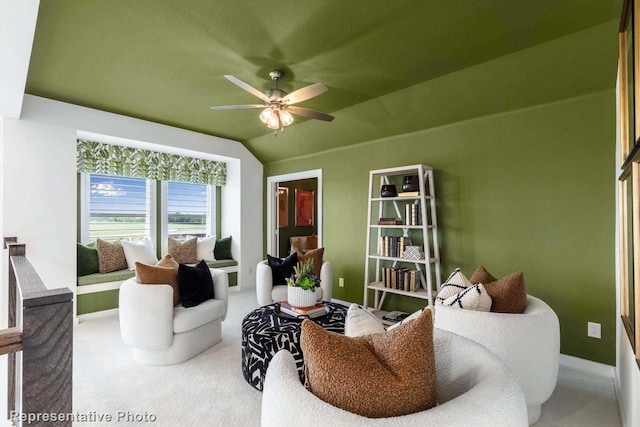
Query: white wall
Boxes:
[
  {"xmin": 0, "ymin": 96, "xmax": 263, "ymax": 339},
  {"xmin": 0, "ymin": 0, "xmax": 38, "ymax": 118},
  {"xmin": 2, "ymin": 117, "xmax": 77, "ymax": 290}
]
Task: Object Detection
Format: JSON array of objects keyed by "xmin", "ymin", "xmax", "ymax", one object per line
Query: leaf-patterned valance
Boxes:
[{"xmin": 77, "ymin": 139, "xmax": 226, "ymax": 186}]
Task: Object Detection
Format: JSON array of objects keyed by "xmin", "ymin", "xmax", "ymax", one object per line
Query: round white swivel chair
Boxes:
[
  {"xmin": 262, "ymin": 328, "xmax": 528, "ymax": 427},
  {"xmin": 435, "ymin": 295, "xmax": 560, "ymax": 425}
]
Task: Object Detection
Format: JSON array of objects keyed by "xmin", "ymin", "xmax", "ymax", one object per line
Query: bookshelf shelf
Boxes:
[{"xmin": 363, "ymin": 164, "xmax": 442, "ymax": 311}]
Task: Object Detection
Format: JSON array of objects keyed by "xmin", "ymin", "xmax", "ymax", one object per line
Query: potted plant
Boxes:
[{"xmin": 287, "ymin": 258, "xmax": 320, "ymax": 307}]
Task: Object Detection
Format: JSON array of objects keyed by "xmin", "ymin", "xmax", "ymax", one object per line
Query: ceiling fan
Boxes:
[{"xmin": 210, "ymin": 70, "xmax": 334, "ymax": 134}]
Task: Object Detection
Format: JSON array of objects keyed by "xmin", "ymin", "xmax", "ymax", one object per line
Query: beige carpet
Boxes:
[
  {"xmin": 73, "ymin": 287, "xmax": 621, "ymax": 427},
  {"xmin": 73, "ymin": 287, "xmax": 262, "ymax": 427}
]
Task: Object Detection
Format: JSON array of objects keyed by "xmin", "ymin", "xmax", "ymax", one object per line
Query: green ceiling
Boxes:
[{"xmin": 26, "ymin": 0, "xmax": 621, "ymax": 163}]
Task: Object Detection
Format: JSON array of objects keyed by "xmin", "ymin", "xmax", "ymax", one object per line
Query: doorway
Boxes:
[{"xmin": 266, "ymin": 169, "xmax": 322, "ymax": 257}]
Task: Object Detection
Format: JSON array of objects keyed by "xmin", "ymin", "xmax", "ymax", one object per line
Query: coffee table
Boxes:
[{"xmin": 241, "ymin": 301, "xmax": 347, "ymax": 391}]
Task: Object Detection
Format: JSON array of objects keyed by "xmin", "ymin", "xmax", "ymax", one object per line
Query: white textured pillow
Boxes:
[
  {"xmin": 187, "ymin": 235, "xmax": 217, "ymax": 262},
  {"xmin": 441, "ymin": 283, "xmax": 492, "ymax": 311},
  {"xmin": 435, "ymin": 268, "xmax": 473, "ymax": 304},
  {"xmin": 344, "ymin": 304, "xmax": 386, "ymax": 337},
  {"xmin": 121, "ymin": 237, "xmax": 158, "ymax": 270}
]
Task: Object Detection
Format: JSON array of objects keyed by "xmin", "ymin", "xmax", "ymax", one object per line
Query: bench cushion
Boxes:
[
  {"xmin": 77, "ymin": 260, "xmax": 237, "ymax": 286},
  {"xmin": 78, "ymin": 269, "xmax": 135, "ymax": 286}
]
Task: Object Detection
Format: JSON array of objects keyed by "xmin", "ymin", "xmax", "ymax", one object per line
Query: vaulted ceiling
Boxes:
[{"xmin": 26, "ymin": 0, "xmax": 620, "ymax": 163}]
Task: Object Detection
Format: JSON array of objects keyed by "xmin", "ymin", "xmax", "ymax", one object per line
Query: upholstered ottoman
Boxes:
[{"xmin": 241, "ymin": 302, "xmax": 347, "ymax": 390}]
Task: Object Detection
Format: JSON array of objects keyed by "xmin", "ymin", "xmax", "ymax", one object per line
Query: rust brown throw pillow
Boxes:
[
  {"xmin": 470, "ymin": 266, "xmax": 527, "ymax": 314},
  {"xmin": 300, "ymin": 309, "xmax": 436, "ymax": 418},
  {"xmin": 470, "ymin": 265, "xmax": 497, "ymax": 284},
  {"xmin": 96, "ymin": 239, "xmax": 128, "ymax": 273},
  {"xmin": 135, "ymin": 255, "xmax": 181, "ymax": 306},
  {"xmin": 297, "ymin": 247, "xmax": 324, "ymax": 278},
  {"xmin": 168, "ymin": 237, "xmax": 198, "ymax": 264}
]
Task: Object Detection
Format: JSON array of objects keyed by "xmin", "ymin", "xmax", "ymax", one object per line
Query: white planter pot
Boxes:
[{"xmin": 287, "ymin": 286, "xmax": 318, "ymax": 308}]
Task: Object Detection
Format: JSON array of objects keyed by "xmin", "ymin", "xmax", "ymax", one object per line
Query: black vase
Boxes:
[
  {"xmin": 402, "ymin": 175, "xmax": 419, "ymax": 192},
  {"xmin": 380, "ymin": 184, "xmax": 397, "ymax": 197}
]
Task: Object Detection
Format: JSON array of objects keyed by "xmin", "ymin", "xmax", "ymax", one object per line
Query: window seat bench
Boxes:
[{"xmin": 76, "ymin": 260, "xmax": 238, "ymax": 321}]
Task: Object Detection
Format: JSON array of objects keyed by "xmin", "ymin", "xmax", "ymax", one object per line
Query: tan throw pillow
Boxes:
[
  {"xmin": 297, "ymin": 247, "xmax": 324, "ymax": 278},
  {"xmin": 301, "ymin": 309, "xmax": 436, "ymax": 418},
  {"xmin": 135, "ymin": 255, "xmax": 180, "ymax": 306},
  {"xmin": 168, "ymin": 237, "xmax": 197, "ymax": 264},
  {"xmin": 96, "ymin": 239, "xmax": 128, "ymax": 273},
  {"xmin": 470, "ymin": 266, "xmax": 527, "ymax": 314}
]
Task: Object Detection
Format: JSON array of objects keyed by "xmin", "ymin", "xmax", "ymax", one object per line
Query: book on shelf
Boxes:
[
  {"xmin": 378, "ymin": 235, "xmax": 412, "ymax": 258},
  {"xmin": 404, "ymin": 202, "xmax": 420, "ymax": 226},
  {"xmin": 381, "ymin": 267, "xmax": 421, "ymax": 292},
  {"xmin": 280, "ymin": 301, "xmax": 327, "ymax": 318},
  {"xmin": 398, "ymin": 191, "xmax": 420, "ymax": 197},
  {"xmin": 382, "ymin": 310, "xmax": 410, "ymax": 323},
  {"xmin": 377, "ymin": 217, "xmax": 403, "ymax": 225}
]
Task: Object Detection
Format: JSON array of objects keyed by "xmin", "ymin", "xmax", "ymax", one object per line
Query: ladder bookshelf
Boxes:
[{"xmin": 363, "ymin": 164, "xmax": 442, "ymax": 316}]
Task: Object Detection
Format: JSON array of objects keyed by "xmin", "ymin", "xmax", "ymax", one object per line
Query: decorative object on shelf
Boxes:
[
  {"xmin": 402, "ymin": 175, "xmax": 420, "ymax": 192},
  {"xmin": 295, "ymin": 189, "xmax": 315, "ymax": 226},
  {"xmin": 210, "ymin": 70, "xmax": 335, "ymax": 135},
  {"xmin": 402, "ymin": 245, "xmax": 424, "ymax": 260},
  {"xmin": 380, "ymin": 184, "xmax": 397, "ymax": 197},
  {"xmin": 382, "ymin": 310, "xmax": 410, "ymax": 323},
  {"xmin": 287, "ymin": 258, "xmax": 320, "ymax": 307}
]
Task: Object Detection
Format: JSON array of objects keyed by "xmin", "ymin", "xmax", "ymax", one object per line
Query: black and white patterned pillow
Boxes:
[
  {"xmin": 440, "ymin": 283, "xmax": 492, "ymax": 311},
  {"xmin": 435, "ymin": 268, "xmax": 472, "ymax": 304}
]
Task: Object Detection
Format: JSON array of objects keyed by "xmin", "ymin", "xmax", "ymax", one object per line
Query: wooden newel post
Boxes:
[
  {"xmin": 4, "ymin": 238, "xmax": 73, "ymax": 426},
  {"xmin": 21, "ymin": 287, "xmax": 73, "ymax": 425}
]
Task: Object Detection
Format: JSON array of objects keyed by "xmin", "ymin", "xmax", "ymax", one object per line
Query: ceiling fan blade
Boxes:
[
  {"xmin": 224, "ymin": 75, "xmax": 270, "ymax": 103},
  {"xmin": 210, "ymin": 104, "xmax": 265, "ymax": 110},
  {"xmin": 287, "ymin": 105, "xmax": 334, "ymax": 122},
  {"xmin": 283, "ymin": 83, "xmax": 328, "ymax": 105}
]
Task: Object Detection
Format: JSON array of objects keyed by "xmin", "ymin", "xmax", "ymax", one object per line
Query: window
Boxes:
[
  {"xmin": 81, "ymin": 174, "xmax": 155, "ymax": 243},
  {"xmin": 166, "ymin": 181, "xmax": 213, "ymax": 239},
  {"xmin": 618, "ymin": 0, "xmax": 640, "ymax": 367}
]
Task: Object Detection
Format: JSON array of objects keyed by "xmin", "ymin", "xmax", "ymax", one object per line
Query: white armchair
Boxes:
[
  {"xmin": 261, "ymin": 328, "xmax": 528, "ymax": 427},
  {"xmin": 119, "ymin": 268, "xmax": 229, "ymax": 365},
  {"xmin": 256, "ymin": 260, "xmax": 332, "ymax": 306},
  {"xmin": 434, "ymin": 295, "xmax": 560, "ymax": 425}
]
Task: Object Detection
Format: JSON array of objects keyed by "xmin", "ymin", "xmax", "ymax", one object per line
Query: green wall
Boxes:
[{"xmin": 264, "ymin": 90, "xmax": 616, "ymax": 364}]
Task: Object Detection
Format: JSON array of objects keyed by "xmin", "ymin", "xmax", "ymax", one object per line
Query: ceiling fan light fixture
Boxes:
[
  {"xmin": 266, "ymin": 112, "xmax": 280, "ymax": 130},
  {"xmin": 279, "ymin": 109, "xmax": 294, "ymax": 127},
  {"xmin": 212, "ymin": 70, "xmax": 334, "ymax": 135},
  {"xmin": 259, "ymin": 107, "xmax": 275, "ymax": 124}
]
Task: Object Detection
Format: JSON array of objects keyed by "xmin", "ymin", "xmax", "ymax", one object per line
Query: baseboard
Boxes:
[
  {"xmin": 77, "ymin": 308, "xmax": 119, "ymax": 323},
  {"xmin": 614, "ymin": 379, "xmax": 628, "ymax": 427},
  {"xmin": 559, "ymin": 353, "xmax": 615, "ymax": 378}
]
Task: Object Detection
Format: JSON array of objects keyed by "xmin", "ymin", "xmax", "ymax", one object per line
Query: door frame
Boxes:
[{"xmin": 266, "ymin": 169, "xmax": 323, "ymax": 256}]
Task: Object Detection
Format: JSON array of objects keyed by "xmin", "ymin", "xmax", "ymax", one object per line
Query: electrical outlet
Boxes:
[
  {"xmin": 588, "ymin": 322, "xmax": 601, "ymax": 339},
  {"xmin": 338, "ymin": 277, "xmax": 345, "ymax": 288}
]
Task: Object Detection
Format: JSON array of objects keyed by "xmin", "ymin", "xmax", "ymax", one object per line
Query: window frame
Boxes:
[
  {"xmin": 79, "ymin": 173, "xmax": 157, "ymax": 249},
  {"xmin": 619, "ymin": 0, "xmax": 640, "ymax": 368},
  {"xmin": 159, "ymin": 180, "xmax": 217, "ymax": 255}
]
